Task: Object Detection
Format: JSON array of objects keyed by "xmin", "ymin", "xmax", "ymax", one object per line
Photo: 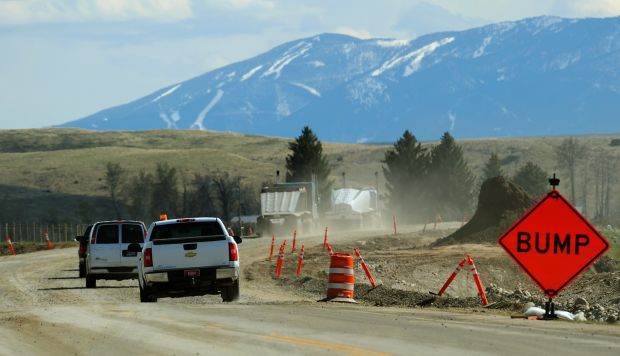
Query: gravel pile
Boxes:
[
  {"xmin": 435, "ymin": 176, "xmax": 535, "ymax": 246},
  {"xmin": 486, "ymin": 283, "xmax": 620, "ymax": 323}
]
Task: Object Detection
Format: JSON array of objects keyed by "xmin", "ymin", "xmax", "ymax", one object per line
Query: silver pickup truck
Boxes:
[{"xmin": 131, "ymin": 217, "xmax": 242, "ymax": 303}]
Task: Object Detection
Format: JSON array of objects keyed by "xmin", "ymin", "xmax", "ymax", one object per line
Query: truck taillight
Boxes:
[
  {"xmin": 79, "ymin": 243, "xmax": 86, "ymax": 254},
  {"xmin": 229, "ymin": 242, "xmax": 238, "ymax": 262},
  {"xmin": 144, "ymin": 248, "xmax": 153, "ymax": 267}
]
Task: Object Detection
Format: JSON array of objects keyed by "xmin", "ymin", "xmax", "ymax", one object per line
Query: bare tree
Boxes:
[
  {"xmin": 593, "ymin": 152, "xmax": 616, "ymax": 221},
  {"xmin": 212, "ymin": 173, "xmax": 236, "ymax": 225},
  {"xmin": 555, "ymin": 138, "xmax": 586, "ymax": 203},
  {"xmin": 189, "ymin": 173, "xmax": 217, "ymax": 217},
  {"xmin": 124, "ymin": 170, "xmax": 153, "ymax": 221},
  {"xmin": 150, "ymin": 163, "xmax": 179, "ymax": 218},
  {"xmin": 105, "ymin": 162, "xmax": 123, "ymax": 218}
]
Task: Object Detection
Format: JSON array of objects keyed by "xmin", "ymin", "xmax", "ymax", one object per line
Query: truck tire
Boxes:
[
  {"xmin": 85, "ymin": 274, "xmax": 96, "ymax": 288},
  {"xmin": 79, "ymin": 263, "xmax": 86, "ymax": 278},
  {"xmin": 221, "ymin": 281, "xmax": 240, "ymax": 302},
  {"xmin": 139, "ymin": 284, "xmax": 157, "ymax": 303}
]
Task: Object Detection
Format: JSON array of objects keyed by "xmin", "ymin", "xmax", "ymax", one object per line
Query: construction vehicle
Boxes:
[
  {"xmin": 324, "ymin": 188, "xmax": 381, "ymax": 230},
  {"xmin": 256, "ymin": 181, "xmax": 319, "ymax": 236}
]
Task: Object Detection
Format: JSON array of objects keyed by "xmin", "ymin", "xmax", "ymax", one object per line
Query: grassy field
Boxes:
[{"xmin": 0, "ymin": 128, "xmax": 619, "ymax": 223}]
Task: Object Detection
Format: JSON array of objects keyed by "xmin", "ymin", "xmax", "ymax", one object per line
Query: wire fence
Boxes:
[{"xmin": 1, "ymin": 222, "xmax": 89, "ymax": 243}]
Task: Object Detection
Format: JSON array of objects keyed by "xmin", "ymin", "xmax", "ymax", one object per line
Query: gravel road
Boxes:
[{"xmin": 0, "ymin": 225, "xmax": 618, "ymax": 355}]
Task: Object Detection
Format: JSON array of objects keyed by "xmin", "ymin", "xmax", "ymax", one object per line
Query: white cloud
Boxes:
[
  {"xmin": 396, "ymin": 1, "xmax": 486, "ymax": 36},
  {"xmin": 218, "ymin": 0, "xmax": 275, "ymax": 9},
  {"xmin": 558, "ymin": 0, "xmax": 620, "ymax": 17},
  {"xmin": 334, "ymin": 26, "xmax": 372, "ymax": 39},
  {"xmin": 0, "ymin": 0, "xmax": 192, "ymax": 25}
]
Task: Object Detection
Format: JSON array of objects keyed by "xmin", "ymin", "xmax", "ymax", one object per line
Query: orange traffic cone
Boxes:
[
  {"xmin": 6, "ymin": 234, "xmax": 16, "ymax": 256},
  {"xmin": 43, "ymin": 232, "xmax": 53, "ymax": 250}
]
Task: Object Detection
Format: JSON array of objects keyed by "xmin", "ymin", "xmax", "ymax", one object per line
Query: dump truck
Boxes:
[
  {"xmin": 324, "ymin": 188, "xmax": 381, "ymax": 230},
  {"xmin": 256, "ymin": 182, "xmax": 319, "ymax": 236}
]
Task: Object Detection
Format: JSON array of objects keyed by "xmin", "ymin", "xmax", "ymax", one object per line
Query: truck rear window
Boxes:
[
  {"xmin": 95, "ymin": 224, "xmax": 119, "ymax": 244},
  {"xmin": 122, "ymin": 224, "xmax": 144, "ymax": 243},
  {"xmin": 151, "ymin": 221, "xmax": 225, "ymax": 241}
]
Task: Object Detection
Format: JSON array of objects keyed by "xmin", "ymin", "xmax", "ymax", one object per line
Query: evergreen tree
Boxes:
[
  {"xmin": 382, "ymin": 130, "xmax": 430, "ymax": 220},
  {"xmin": 428, "ymin": 132, "xmax": 475, "ymax": 219},
  {"xmin": 285, "ymin": 126, "xmax": 332, "ymax": 211},
  {"xmin": 482, "ymin": 152, "xmax": 503, "ymax": 180},
  {"xmin": 513, "ymin": 161, "xmax": 548, "ymax": 198}
]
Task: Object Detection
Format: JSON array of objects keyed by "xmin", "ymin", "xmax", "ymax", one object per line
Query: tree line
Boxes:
[
  {"xmin": 104, "ymin": 162, "xmax": 259, "ymax": 225},
  {"xmin": 100, "ymin": 127, "xmax": 616, "ymax": 226}
]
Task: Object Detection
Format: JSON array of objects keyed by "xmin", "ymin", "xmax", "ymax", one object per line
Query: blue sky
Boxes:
[{"xmin": 1, "ymin": 0, "xmax": 619, "ymax": 129}]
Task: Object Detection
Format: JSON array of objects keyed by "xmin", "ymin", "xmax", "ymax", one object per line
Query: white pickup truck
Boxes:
[{"xmin": 131, "ymin": 217, "xmax": 242, "ymax": 303}]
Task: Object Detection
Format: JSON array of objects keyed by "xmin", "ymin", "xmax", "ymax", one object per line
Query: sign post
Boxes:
[{"xmin": 498, "ymin": 174, "xmax": 610, "ymax": 319}]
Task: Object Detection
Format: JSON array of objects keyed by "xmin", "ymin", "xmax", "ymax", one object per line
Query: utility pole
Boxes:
[{"xmin": 237, "ymin": 176, "xmax": 242, "ymax": 237}]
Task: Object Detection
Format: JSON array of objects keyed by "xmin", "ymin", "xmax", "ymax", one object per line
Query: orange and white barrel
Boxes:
[{"xmin": 326, "ymin": 253, "xmax": 356, "ymax": 303}]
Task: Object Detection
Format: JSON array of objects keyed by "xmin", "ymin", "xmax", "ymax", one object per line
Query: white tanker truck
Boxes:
[{"xmin": 324, "ymin": 187, "xmax": 381, "ymax": 230}]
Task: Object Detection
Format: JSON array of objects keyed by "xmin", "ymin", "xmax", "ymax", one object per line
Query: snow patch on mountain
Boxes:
[
  {"xmin": 276, "ymin": 98, "xmax": 290, "ymax": 117},
  {"xmin": 548, "ymin": 52, "xmax": 581, "ymax": 70},
  {"xmin": 262, "ymin": 42, "xmax": 312, "ymax": 79},
  {"xmin": 347, "ymin": 77, "xmax": 388, "ymax": 108},
  {"xmin": 289, "ymin": 82, "xmax": 321, "ymax": 97},
  {"xmin": 448, "ymin": 111, "xmax": 456, "ymax": 131},
  {"xmin": 372, "ymin": 37, "xmax": 454, "ymax": 77},
  {"xmin": 376, "ymin": 39, "xmax": 410, "ymax": 47},
  {"xmin": 403, "ymin": 37, "xmax": 455, "ymax": 77},
  {"xmin": 152, "ymin": 84, "xmax": 181, "ymax": 102},
  {"xmin": 160, "ymin": 110, "xmax": 181, "ymax": 129},
  {"xmin": 192, "ymin": 89, "xmax": 224, "ymax": 130},
  {"xmin": 473, "ymin": 37, "xmax": 492, "ymax": 58},
  {"xmin": 241, "ymin": 65, "xmax": 263, "ymax": 81}
]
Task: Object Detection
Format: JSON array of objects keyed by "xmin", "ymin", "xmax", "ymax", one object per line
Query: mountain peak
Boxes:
[{"xmin": 60, "ymin": 16, "xmax": 620, "ymax": 143}]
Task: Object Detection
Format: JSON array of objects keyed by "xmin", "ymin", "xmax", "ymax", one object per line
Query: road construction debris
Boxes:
[{"xmin": 251, "ymin": 228, "xmax": 618, "ymax": 323}]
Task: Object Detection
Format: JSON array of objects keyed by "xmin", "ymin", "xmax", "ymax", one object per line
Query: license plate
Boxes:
[
  {"xmin": 123, "ymin": 251, "xmax": 137, "ymax": 257},
  {"xmin": 184, "ymin": 269, "xmax": 201, "ymax": 277}
]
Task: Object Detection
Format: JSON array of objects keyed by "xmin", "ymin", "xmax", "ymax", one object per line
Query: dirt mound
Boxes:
[{"xmin": 435, "ymin": 176, "xmax": 535, "ymax": 246}]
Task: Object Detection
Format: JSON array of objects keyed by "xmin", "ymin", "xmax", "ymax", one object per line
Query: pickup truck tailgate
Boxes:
[{"xmin": 151, "ymin": 237, "xmax": 229, "ymax": 270}]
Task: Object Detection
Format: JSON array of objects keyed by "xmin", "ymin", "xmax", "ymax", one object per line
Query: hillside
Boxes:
[
  {"xmin": 59, "ymin": 16, "xmax": 620, "ymax": 143},
  {"xmin": 1, "ymin": 129, "xmax": 619, "ymax": 225}
]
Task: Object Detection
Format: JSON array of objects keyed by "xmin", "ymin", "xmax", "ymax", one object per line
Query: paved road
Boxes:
[{"xmin": 0, "ymin": 228, "xmax": 618, "ymax": 355}]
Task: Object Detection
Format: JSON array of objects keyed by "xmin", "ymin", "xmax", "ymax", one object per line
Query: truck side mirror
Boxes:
[{"xmin": 233, "ymin": 236, "xmax": 242, "ymax": 244}]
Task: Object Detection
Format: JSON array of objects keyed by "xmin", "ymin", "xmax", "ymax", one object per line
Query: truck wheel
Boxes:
[
  {"xmin": 85, "ymin": 274, "xmax": 96, "ymax": 288},
  {"xmin": 221, "ymin": 281, "xmax": 240, "ymax": 302},
  {"xmin": 79, "ymin": 263, "xmax": 86, "ymax": 278},
  {"xmin": 140, "ymin": 284, "xmax": 157, "ymax": 303}
]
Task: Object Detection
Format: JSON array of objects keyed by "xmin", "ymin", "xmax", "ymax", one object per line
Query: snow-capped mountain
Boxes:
[{"xmin": 60, "ymin": 16, "xmax": 620, "ymax": 143}]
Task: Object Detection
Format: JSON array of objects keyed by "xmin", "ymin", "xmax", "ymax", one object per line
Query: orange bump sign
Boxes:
[{"xmin": 498, "ymin": 190, "xmax": 610, "ymax": 298}]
